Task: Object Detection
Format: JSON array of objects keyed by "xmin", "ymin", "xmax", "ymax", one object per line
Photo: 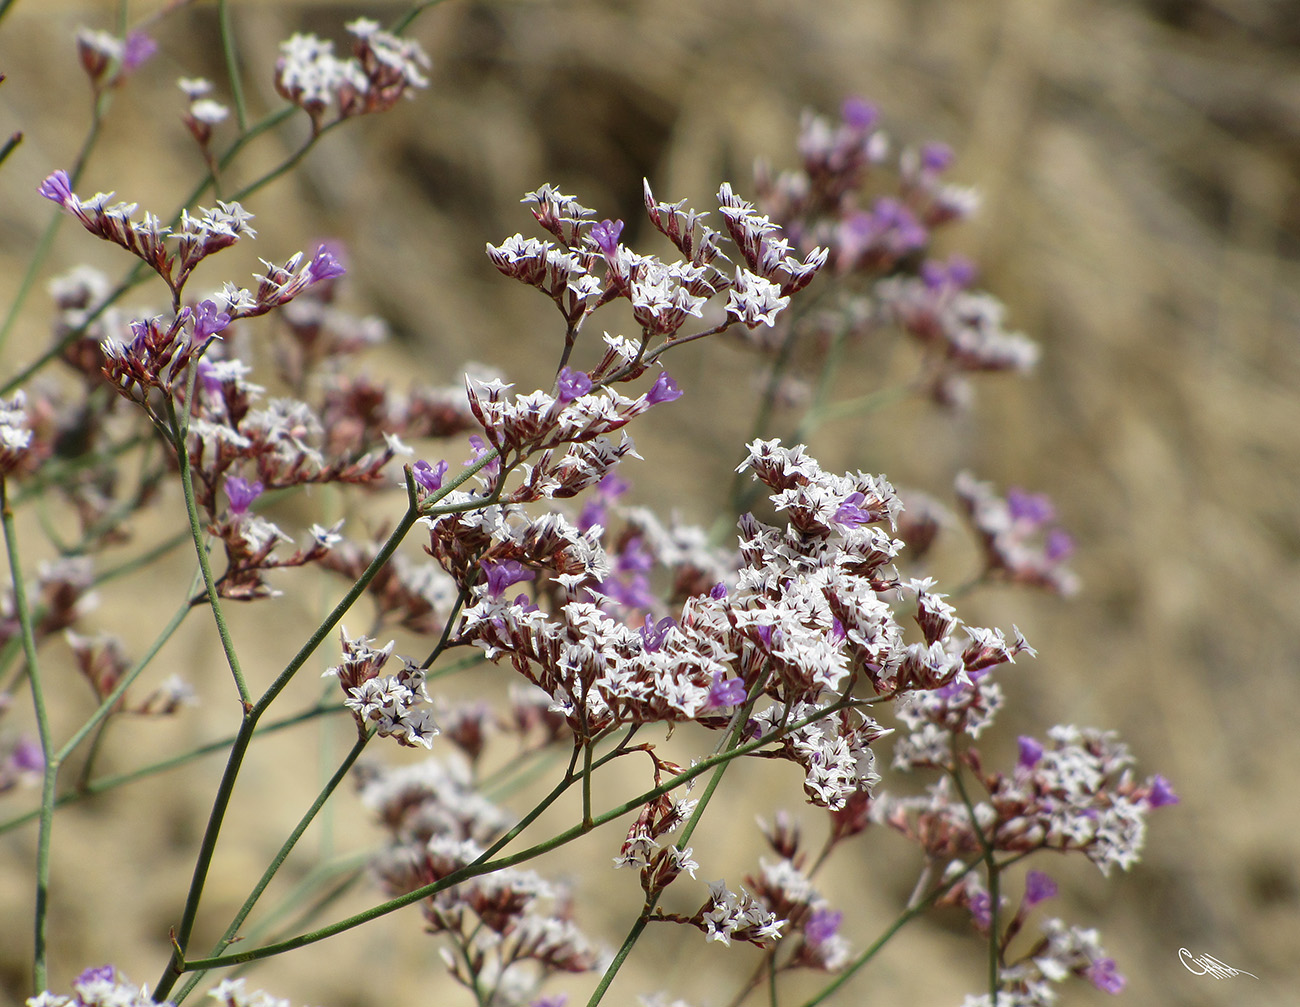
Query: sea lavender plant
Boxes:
[{"xmin": 0, "ymin": 7, "xmax": 1173, "ymax": 1007}]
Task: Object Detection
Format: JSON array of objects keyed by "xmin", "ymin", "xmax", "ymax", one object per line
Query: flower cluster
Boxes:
[
  {"xmin": 360, "ymin": 756, "xmax": 600, "ymax": 999},
  {"xmin": 323, "ymin": 630, "xmax": 438, "ymax": 747},
  {"xmin": 275, "ymin": 18, "xmax": 430, "ymax": 129},
  {"xmin": 882, "ymin": 725, "xmax": 1176, "ymax": 876},
  {"xmin": 26, "ymin": 968, "xmax": 299, "ymax": 1007},
  {"xmin": 488, "ymin": 181, "xmax": 825, "ymax": 345},
  {"xmin": 955, "ymin": 473, "xmax": 1079, "ymax": 595}
]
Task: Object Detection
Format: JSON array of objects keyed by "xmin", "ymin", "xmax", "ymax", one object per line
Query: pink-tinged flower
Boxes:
[
  {"xmin": 481, "ymin": 559, "xmax": 534, "ymax": 597},
  {"xmin": 413, "ymin": 458, "xmax": 448, "ymax": 492},
  {"xmin": 1023, "ymin": 870, "xmax": 1058, "ymax": 908},
  {"xmin": 225, "ymin": 475, "xmax": 263, "ymax": 516},
  {"xmin": 556, "ymin": 366, "xmax": 593, "ymax": 403},
  {"xmin": 646, "ymin": 371, "xmax": 682, "ymax": 405},
  {"xmin": 38, "ymin": 170, "xmax": 73, "ymax": 206},
  {"xmin": 1085, "ymin": 958, "xmax": 1126, "ymax": 994}
]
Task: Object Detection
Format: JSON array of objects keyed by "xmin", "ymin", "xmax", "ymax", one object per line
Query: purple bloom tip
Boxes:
[
  {"xmin": 12, "ymin": 736, "xmax": 44, "ymax": 772},
  {"xmin": 592, "ymin": 218, "xmax": 624, "ymax": 256},
  {"xmin": 307, "ymin": 244, "xmax": 347, "ymax": 283},
  {"xmin": 805, "ymin": 908, "xmax": 843, "ymax": 944},
  {"xmin": 710, "ymin": 581, "xmax": 728, "ymax": 600},
  {"xmin": 1017, "ymin": 735, "xmax": 1043, "ymax": 769},
  {"xmin": 1146, "ymin": 774, "xmax": 1179, "ymax": 808},
  {"xmin": 122, "ymin": 31, "xmax": 158, "ymax": 72},
  {"xmin": 1023, "ymin": 870, "xmax": 1058, "ymax": 908},
  {"xmin": 1045, "ymin": 527, "xmax": 1075, "ymax": 562},
  {"xmin": 707, "ymin": 670, "xmax": 747, "ymax": 709},
  {"xmin": 556, "ymin": 366, "xmax": 593, "ymax": 403},
  {"xmin": 638, "ymin": 614, "xmax": 676, "ymax": 653},
  {"xmin": 225, "ymin": 475, "xmax": 264, "ymax": 516},
  {"xmin": 840, "ymin": 95, "xmax": 878, "ymax": 131},
  {"xmin": 191, "ymin": 299, "xmax": 231, "ymax": 341},
  {"xmin": 75, "ymin": 965, "xmax": 117, "ymax": 988},
  {"xmin": 1007, "ymin": 487, "xmax": 1055, "ymax": 525},
  {"xmin": 413, "ymin": 458, "xmax": 448, "ymax": 493},
  {"xmin": 920, "ymin": 142, "xmax": 954, "ymax": 173},
  {"xmin": 1085, "ymin": 958, "xmax": 1126, "ymax": 995},
  {"xmin": 38, "ymin": 170, "xmax": 73, "ymax": 206},
  {"xmin": 646, "ymin": 370, "xmax": 682, "ymax": 405},
  {"xmin": 482, "ymin": 559, "xmax": 535, "ymax": 597}
]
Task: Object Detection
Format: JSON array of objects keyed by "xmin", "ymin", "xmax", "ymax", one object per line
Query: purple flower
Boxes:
[
  {"xmin": 465, "ymin": 435, "xmax": 501, "ymax": 477},
  {"xmin": 1085, "ymin": 958, "xmax": 1126, "ymax": 994},
  {"xmin": 121, "ymin": 31, "xmax": 158, "ymax": 72},
  {"xmin": 577, "ymin": 498, "xmax": 605, "ymax": 534},
  {"xmin": 1007, "ymin": 487, "xmax": 1055, "ymax": 525},
  {"xmin": 833, "ymin": 491, "xmax": 871, "ymax": 527},
  {"xmin": 638, "ymin": 614, "xmax": 675, "ymax": 653},
  {"xmin": 1017, "ymin": 734, "xmax": 1043, "ymax": 769},
  {"xmin": 556, "ymin": 366, "xmax": 593, "ymax": 403},
  {"xmin": 805, "ymin": 907, "xmax": 843, "ymax": 945},
  {"xmin": 831, "ymin": 616, "xmax": 846, "ymax": 641},
  {"xmin": 645, "ymin": 371, "xmax": 682, "ymax": 405},
  {"xmin": 968, "ymin": 889, "xmax": 992, "ymax": 929},
  {"xmin": 591, "ymin": 218, "xmax": 624, "ymax": 257},
  {"xmin": 74, "ymin": 965, "xmax": 117, "ymax": 988},
  {"xmin": 1045, "ymin": 527, "xmax": 1075, "ymax": 562},
  {"xmin": 707, "ymin": 670, "xmax": 747, "ymax": 709},
  {"xmin": 840, "ymin": 95, "xmax": 878, "ymax": 131},
  {"xmin": 11, "ymin": 736, "xmax": 44, "ymax": 773},
  {"xmin": 710, "ymin": 582, "xmax": 728, "ymax": 600},
  {"xmin": 413, "ymin": 458, "xmax": 448, "ymax": 492},
  {"xmin": 755, "ymin": 623, "xmax": 774, "ymax": 649},
  {"xmin": 1023, "ymin": 870, "xmax": 1057, "ymax": 908},
  {"xmin": 1146, "ymin": 774, "xmax": 1179, "ymax": 808},
  {"xmin": 38, "ymin": 170, "xmax": 73, "ymax": 206},
  {"xmin": 920, "ymin": 142, "xmax": 954, "ymax": 173},
  {"xmin": 306, "ymin": 244, "xmax": 347, "ymax": 284},
  {"xmin": 481, "ymin": 559, "xmax": 534, "ymax": 597},
  {"xmin": 190, "ymin": 299, "xmax": 231, "ymax": 341},
  {"xmin": 225, "ymin": 475, "xmax": 263, "ymax": 516}
]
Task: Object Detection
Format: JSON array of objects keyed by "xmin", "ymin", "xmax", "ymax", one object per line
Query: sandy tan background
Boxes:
[{"xmin": 2, "ymin": 1, "xmax": 1299, "ymax": 1005}]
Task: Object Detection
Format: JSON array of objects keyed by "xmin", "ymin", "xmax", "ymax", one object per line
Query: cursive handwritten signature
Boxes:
[{"xmin": 1178, "ymin": 948, "xmax": 1258, "ymax": 980}]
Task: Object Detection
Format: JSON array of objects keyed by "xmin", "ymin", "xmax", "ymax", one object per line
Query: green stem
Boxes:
[
  {"xmin": 798, "ymin": 854, "xmax": 984, "ymax": 1007},
  {"xmin": 217, "ymin": 0, "xmax": 249, "ymax": 133},
  {"xmin": 171, "ymin": 733, "xmax": 372, "ymax": 1003},
  {"xmin": 153, "ymin": 490, "xmax": 423, "ymax": 1001},
  {"xmin": 176, "ymin": 699, "xmax": 848, "ymax": 973},
  {"xmin": 2, "ymin": 477, "xmax": 55, "ymax": 990},
  {"xmin": 0, "ymin": 703, "xmax": 342, "ymax": 837},
  {"xmin": 167, "ymin": 398, "xmax": 250, "ymax": 704}
]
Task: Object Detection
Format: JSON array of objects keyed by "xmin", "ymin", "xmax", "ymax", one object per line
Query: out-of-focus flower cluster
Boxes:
[
  {"xmin": 275, "ymin": 18, "xmax": 430, "ymax": 130},
  {"xmin": 359, "ymin": 755, "xmax": 601, "ymax": 1000},
  {"xmin": 746, "ymin": 97, "xmax": 1036, "ymax": 407},
  {"xmin": 26, "ymin": 967, "xmax": 302, "ymax": 1007}
]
